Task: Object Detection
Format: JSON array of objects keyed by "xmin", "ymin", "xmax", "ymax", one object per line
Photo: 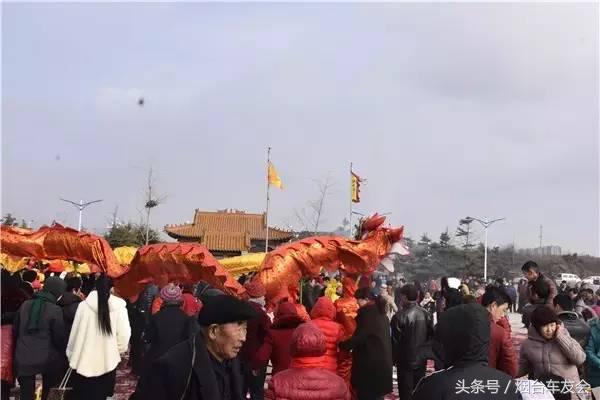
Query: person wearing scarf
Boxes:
[{"xmin": 13, "ymin": 277, "xmax": 67, "ymax": 400}]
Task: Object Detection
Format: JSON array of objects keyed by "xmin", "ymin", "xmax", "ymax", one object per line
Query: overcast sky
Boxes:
[{"xmin": 2, "ymin": 3, "xmax": 598, "ymax": 256}]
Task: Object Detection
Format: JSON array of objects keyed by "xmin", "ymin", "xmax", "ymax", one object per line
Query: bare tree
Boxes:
[
  {"xmin": 143, "ymin": 167, "xmax": 167, "ymax": 245},
  {"xmin": 293, "ymin": 175, "xmax": 335, "ymax": 234},
  {"xmin": 293, "ymin": 209, "xmax": 311, "ymax": 232},
  {"xmin": 106, "ymin": 205, "xmax": 120, "ymax": 230},
  {"xmin": 311, "ymin": 175, "xmax": 334, "ymax": 233}
]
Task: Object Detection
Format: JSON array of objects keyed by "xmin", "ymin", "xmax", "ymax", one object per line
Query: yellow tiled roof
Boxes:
[{"xmin": 165, "ymin": 209, "xmax": 293, "ymax": 251}]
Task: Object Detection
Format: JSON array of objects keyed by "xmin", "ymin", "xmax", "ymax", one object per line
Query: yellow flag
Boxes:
[
  {"xmin": 268, "ymin": 162, "xmax": 283, "ymax": 189},
  {"xmin": 351, "ymin": 171, "xmax": 362, "ymax": 203}
]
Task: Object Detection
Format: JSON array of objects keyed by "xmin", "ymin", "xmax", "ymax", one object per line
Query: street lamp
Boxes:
[
  {"xmin": 465, "ymin": 216, "xmax": 506, "ymax": 282},
  {"xmin": 60, "ymin": 198, "xmax": 103, "ymax": 231}
]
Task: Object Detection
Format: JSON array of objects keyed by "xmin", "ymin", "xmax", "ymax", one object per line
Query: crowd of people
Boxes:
[
  {"xmin": 2, "ymin": 260, "xmax": 600, "ymax": 400},
  {"xmin": 2, "ymin": 271, "xmax": 131, "ymax": 400}
]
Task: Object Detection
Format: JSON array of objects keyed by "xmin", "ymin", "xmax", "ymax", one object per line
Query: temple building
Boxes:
[{"xmin": 164, "ymin": 209, "xmax": 294, "ymax": 258}]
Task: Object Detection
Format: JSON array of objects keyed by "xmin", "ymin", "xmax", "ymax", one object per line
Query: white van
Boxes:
[
  {"xmin": 582, "ymin": 276, "xmax": 600, "ymax": 292},
  {"xmin": 555, "ymin": 273, "xmax": 581, "ymax": 287},
  {"xmin": 583, "ymin": 276, "xmax": 600, "ymax": 285}
]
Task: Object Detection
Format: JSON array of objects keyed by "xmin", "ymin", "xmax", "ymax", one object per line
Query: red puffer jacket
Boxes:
[
  {"xmin": 266, "ymin": 323, "xmax": 349, "ymax": 400},
  {"xmin": 180, "ymin": 293, "xmax": 202, "ymax": 316},
  {"xmin": 256, "ymin": 302, "xmax": 305, "ymax": 374},
  {"xmin": 151, "ymin": 294, "xmax": 202, "ymax": 317},
  {"xmin": 488, "ymin": 314, "xmax": 518, "ymax": 377},
  {"xmin": 310, "ymin": 297, "xmax": 345, "ymax": 372}
]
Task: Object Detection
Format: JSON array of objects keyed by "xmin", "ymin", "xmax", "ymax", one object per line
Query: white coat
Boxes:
[{"xmin": 66, "ymin": 291, "xmax": 131, "ymax": 377}]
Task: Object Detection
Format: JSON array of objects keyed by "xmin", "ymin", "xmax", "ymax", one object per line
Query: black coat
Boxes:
[
  {"xmin": 339, "ymin": 303, "xmax": 393, "ymax": 399},
  {"xmin": 144, "ymin": 304, "xmax": 196, "ymax": 365},
  {"xmin": 135, "ymin": 284, "xmax": 159, "ymax": 314},
  {"xmin": 1, "ymin": 287, "xmax": 30, "ymax": 325},
  {"xmin": 12, "ymin": 298, "xmax": 66, "ymax": 376},
  {"xmin": 413, "ymin": 304, "xmax": 521, "ymax": 400},
  {"xmin": 442, "ymin": 287, "xmax": 463, "ymax": 310},
  {"xmin": 394, "ymin": 286, "xmax": 403, "ymax": 310},
  {"xmin": 391, "ymin": 302, "xmax": 433, "ymax": 369},
  {"xmin": 132, "ymin": 333, "xmax": 244, "ymax": 400},
  {"xmin": 19, "ymin": 282, "xmax": 34, "ymax": 298},
  {"xmin": 301, "ymin": 283, "xmax": 317, "ymax": 312},
  {"xmin": 56, "ymin": 292, "xmax": 82, "ymax": 336}
]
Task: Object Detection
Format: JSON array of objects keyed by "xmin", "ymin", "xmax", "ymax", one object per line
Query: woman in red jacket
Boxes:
[
  {"xmin": 267, "ymin": 322, "xmax": 349, "ymax": 400},
  {"xmin": 256, "ymin": 301, "xmax": 305, "ymax": 374},
  {"xmin": 310, "ymin": 296, "xmax": 346, "ymax": 374}
]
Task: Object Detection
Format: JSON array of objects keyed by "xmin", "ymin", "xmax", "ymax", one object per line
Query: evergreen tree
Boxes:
[{"xmin": 104, "ymin": 222, "xmax": 160, "ymax": 248}]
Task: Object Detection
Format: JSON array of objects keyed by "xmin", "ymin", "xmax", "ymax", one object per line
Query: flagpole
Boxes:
[
  {"xmin": 265, "ymin": 147, "xmax": 271, "ymax": 253},
  {"xmin": 349, "ymin": 162, "xmax": 353, "ymax": 239}
]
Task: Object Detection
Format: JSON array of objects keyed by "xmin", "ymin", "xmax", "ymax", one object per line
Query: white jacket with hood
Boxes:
[{"xmin": 66, "ymin": 290, "xmax": 131, "ymax": 377}]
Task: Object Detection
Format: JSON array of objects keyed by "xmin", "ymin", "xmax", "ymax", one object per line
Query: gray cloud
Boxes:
[{"xmin": 2, "ymin": 2, "xmax": 598, "ymax": 256}]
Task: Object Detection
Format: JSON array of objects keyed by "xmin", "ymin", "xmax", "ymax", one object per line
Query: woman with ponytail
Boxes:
[
  {"xmin": 66, "ymin": 274, "xmax": 131, "ymax": 400},
  {"xmin": 339, "ymin": 286, "xmax": 393, "ymax": 400}
]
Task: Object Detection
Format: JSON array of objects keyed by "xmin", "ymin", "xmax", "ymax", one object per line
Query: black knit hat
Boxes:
[
  {"xmin": 197, "ymin": 295, "xmax": 258, "ymax": 326},
  {"xmin": 530, "ymin": 306, "xmax": 560, "ymax": 330},
  {"xmin": 43, "ymin": 276, "xmax": 67, "ymax": 299}
]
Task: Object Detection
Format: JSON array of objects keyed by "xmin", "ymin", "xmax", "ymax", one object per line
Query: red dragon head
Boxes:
[{"xmin": 354, "ymin": 214, "xmax": 408, "ymax": 273}]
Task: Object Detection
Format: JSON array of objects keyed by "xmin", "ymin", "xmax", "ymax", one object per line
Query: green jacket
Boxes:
[{"xmin": 585, "ymin": 318, "xmax": 600, "ymax": 387}]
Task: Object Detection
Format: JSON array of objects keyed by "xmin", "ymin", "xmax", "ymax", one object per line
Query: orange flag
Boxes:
[{"xmin": 268, "ymin": 162, "xmax": 283, "ymax": 189}]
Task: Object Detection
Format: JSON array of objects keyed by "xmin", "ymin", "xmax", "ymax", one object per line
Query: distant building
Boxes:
[
  {"xmin": 165, "ymin": 209, "xmax": 294, "ymax": 258},
  {"xmin": 518, "ymin": 245, "xmax": 562, "ymax": 257}
]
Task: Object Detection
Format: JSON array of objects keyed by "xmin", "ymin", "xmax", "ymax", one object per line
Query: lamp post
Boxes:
[
  {"xmin": 60, "ymin": 198, "xmax": 103, "ymax": 231},
  {"xmin": 465, "ymin": 216, "xmax": 506, "ymax": 282}
]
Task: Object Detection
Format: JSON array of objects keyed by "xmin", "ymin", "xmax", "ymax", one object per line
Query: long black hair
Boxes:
[
  {"xmin": 95, "ymin": 274, "xmax": 113, "ymax": 336},
  {"xmin": 441, "ymin": 276, "xmax": 450, "ymax": 292}
]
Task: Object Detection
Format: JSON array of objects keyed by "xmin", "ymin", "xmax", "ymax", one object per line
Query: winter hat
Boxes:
[
  {"xmin": 182, "ymin": 283, "xmax": 195, "ymax": 294},
  {"xmin": 195, "ymin": 281, "xmax": 225, "ymax": 302},
  {"xmin": 43, "ymin": 276, "xmax": 67, "ymax": 298},
  {"xmin": 244, "ymin": 280, "xmax": 266, "ymax": 298},
  {"xmin": 160, "ymin": 284, "xmax": 182, "ymax": 303},
  {"xmin": 276, "ymin": 301, "xmax": 299, "ymax": 318},
  {"xmin": 197, "ymin": 295, "xmax": 258, "ymax": 326},
  {"xmin": 531, "ymin": 306, "xmax": 560, "ymax": 331},
  {"xmin": 290, "ymin": 322, "xmax": 326, "ymax": 358}
]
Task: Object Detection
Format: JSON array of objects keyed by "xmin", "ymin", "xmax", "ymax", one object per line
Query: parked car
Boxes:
[
  {"xmin": 582, "ymin": 276, "xmax": 600, "ymax": 285},
  {"xmin": 554, "ymin": 273, "xmax": 581, "ymax": 288},
  {"xmin": 582, "ymin": 276, "xmax": 600, "ymax": 292}
]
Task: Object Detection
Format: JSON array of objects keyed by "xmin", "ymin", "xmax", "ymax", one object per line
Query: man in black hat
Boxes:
[{"xmin": 132, "ymin": 294, "xmax": 258, "ymax": 400}]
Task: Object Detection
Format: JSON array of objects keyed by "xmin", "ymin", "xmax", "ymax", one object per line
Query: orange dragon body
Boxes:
[
  {"xmin": 0, "ymin": 224, "xmax": 123, "ymax": 277},
  {"xmin": 254, "ymin": 214, "xmax": 404, "ymax": 307},
  {"xmin": 112, "ymin": 243, "xmax": 245, "ymax": 301},
  {"xmin": 253, "ymin": 214, "xmax": 406, "ymax": 388},
  {"xmin": 2, "ymin": 215, "xmax": 405, "ymax": 399},
  {"xmin": 2, "ymin": 215, "xmax": 405, "ymax": 312}
]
